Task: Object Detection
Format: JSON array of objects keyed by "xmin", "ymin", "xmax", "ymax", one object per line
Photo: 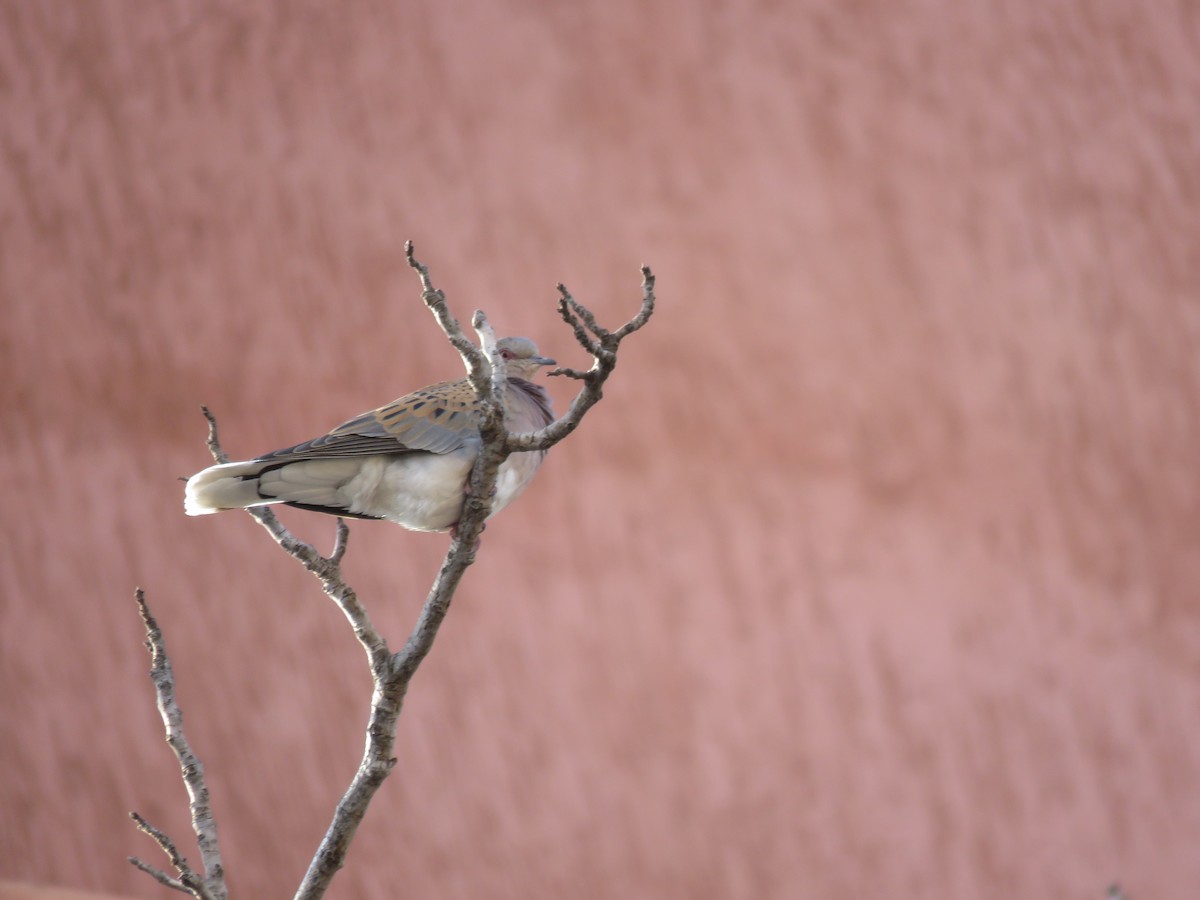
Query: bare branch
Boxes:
[
  {"xmin": 472, "ymin": 309, "xmax": 505, "ymax": 410},
  {"xmin": 197, "ymin": 408, "xmax": 402, "ymax": 900},
  {"xmin": 129, "ymin": 812, "xmax": 215, "ymax": 898},
  {"xmin": 506, "ymin": 265, "xmax": 656, "ymax": 454},
  {"xmin": 407, "ymin": 248, "xmax": 509, "ymax": 558},
  {"xmin": 171, "ymin": 248, "xmax": 655, "ymax": 900},
  {"xmin": 298, "ymin": 254, "xmax": 655, "ymax": 896},
  {"xmin": 200, "ymin": 406, "xmax": 229, "ymax": 465},
  {"xmin": 201, "ymin": 413, "xmax": 390, "ymax": 674},
  {"xmin": 561, "ymin": 290, "xmax": 609, "ymax": 343},
  {"xmin": 547, "ymin": 366, "xmax": 591, "ymax": 381},
  {"xmin": 131, "ymin": 592, "xmax": 225, "ymax": 900},
  {"xmin": 295, "ymin": 251, "xmax": 511, "ymax": 898},
  {"xmin": 329, "ymin": 517, "xmax": 350, "ymax": 565},
  {"xmin": 556, "ymin": 291, "xmax": 601, "ymax": 356},
  {"xmin": 293, "ymin": 687, "xmax": 402, "ymax": 898},
  {"xmin": 459, "ymin": 307, "xmax": 507, "ymax": 534},
  {"xmin": 128, "ymin": 855, "xmax": 191, "ymax": 895},
  {"xmin": 613, "ymin": 265, "xmax": 656, "ymax": 338},
  {"xmin": 406, "ymin": 241, "xmax": 488, "ymax": 384},
  {"xmin": 130, "ymin": 813, "xmax": 189, "ymax": 872}
]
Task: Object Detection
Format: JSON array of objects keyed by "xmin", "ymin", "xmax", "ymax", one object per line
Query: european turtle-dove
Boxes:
[{"xmin": 184, "ymin": 336, "xmax": 555, "ymax": 532}]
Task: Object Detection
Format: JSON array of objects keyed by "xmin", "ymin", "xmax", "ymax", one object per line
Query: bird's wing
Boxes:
[{"xmin": 255, "ymin": 379, "xmax": 482, "ymax": 463}]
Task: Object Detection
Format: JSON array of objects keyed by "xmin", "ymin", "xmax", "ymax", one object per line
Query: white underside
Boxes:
[{"xmin": 185, "ymin": 449, "xmax": 544, "ymax": 533}]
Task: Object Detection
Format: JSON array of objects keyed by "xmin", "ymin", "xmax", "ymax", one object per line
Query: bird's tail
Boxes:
[
  {"xmin": 184, "ymin": 460, "xmax": 277, "ymax": 515},
  {"xmin": 184, "ymin": 458, "xmax": 365, "ymax": 516}
]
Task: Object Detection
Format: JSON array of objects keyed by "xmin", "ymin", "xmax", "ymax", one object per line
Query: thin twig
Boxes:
[
  {"xmin": 562, "ymin": 292, "xmax": 608, "ymax": 343},
  {"xmin": 199, "ymin": 417, "xmax": 390, "ymax": 673},
  {"xmin": 128, "ymin": 855, "xmax": 191, "ymax": 894},
  {"xmin": 131, "ymin": 592, "xmax": 226, "ymax": 900},
  {"xmin": 473, "ymin": 310, "xmax": 505, "ymax": 413},
  {"xmin": 129, "ymin": 813, "xmax": 213, "ymax": 898},
  {"xmin": 201, "ymin": 406, "xmax": 230, "ymax": 465},
  {"xmin": 614, "ymin": 265, "xmax": 657, "ymax": 338},
  {"xmin": 202, "ymin": 412, "xmax": 388, "ymax": 669},
  {"xmin": 556, "ymin": 292, "xmax": 601, "ymax": 356},
  {"xmin": 507, "ymin": 265, "xmax": 655, "ymax": 453},
  {"xmin": 547, "ymin": 366, "xmax": 592, "ymax": 381},
  {"xmin": 129, "ymin": 812, "xmax": 190, "ymax": 874},
  {"xmin": 329, "ymin": 517, "xmax": 350, "ymax": 565},
  {"xmin": 405, "ymin": 241, "xmax": 488, "ymax": 384}
]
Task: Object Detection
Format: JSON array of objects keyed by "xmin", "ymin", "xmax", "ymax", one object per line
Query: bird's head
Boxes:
[{"xmin": 496, "ymin": 336, "xmax": 556, "ymax": 380}]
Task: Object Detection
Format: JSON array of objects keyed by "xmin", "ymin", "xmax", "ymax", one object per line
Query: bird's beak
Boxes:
[{"xmin": 534, "ymin": 356, "xmax": 557, "ymax": 367}]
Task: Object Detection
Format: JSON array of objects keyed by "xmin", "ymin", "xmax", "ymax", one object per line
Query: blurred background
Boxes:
[{"xmin": 2, "ymin": 2, "xmax": 1198, "ymax": 898}]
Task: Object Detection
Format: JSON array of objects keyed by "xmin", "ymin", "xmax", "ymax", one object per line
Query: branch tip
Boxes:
[
  {"xmin": 404, "ymin": 241, "xmax": 427, "ymax": 277},
  {"xmin": 200, "ymin": 406, "xmax": 229, "ymax": 465},
  {"xmin": 330, "ymin": 518, "xmax": 350, "ymax": 565},
  {"xmin": 135, "ymin": 588, "xmax": 158, "ymax": 640},
  {"xmin": 548, "ymin": 367, "xmax": 590, "ymax": 381}
]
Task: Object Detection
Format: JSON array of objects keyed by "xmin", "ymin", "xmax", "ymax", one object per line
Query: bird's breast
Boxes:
[
  {"xmin": 352, "ymin": 450, "xmax": 475, "ymax": 531},
  {"xmin": 350, "ymin": 446, "xmax": 545, "ymax": 532},
  {"xmin": 491, "ymin": 450, "xmax": 546, "ymax": 518}
]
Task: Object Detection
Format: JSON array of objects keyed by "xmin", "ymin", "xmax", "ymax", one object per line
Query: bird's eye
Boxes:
[{"xmin": 500, "ymin": 349, "xmax": 515, "ymax": 360}]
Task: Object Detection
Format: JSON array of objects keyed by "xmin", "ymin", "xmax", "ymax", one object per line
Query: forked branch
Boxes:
[
  {"xmin": 133, "ymin": 244, "xmax": 654, "ymax": 900},
  {"xmin": 128, "ymin": 590, "xmax": 226, "ymax": 900}
]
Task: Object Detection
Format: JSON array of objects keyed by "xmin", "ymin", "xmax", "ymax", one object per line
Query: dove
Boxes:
[{"xmin": 184, "ymin": 337, "xmax": 555, "ymax": 532}]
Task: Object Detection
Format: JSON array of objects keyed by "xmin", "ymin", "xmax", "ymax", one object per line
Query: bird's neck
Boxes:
[{"xmin": 506, "ymin": 377, "xmax": 554, "ymax": 430}]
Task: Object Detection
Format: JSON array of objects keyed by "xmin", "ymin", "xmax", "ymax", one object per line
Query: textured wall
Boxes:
[{"xmin": 2, "ymin": 2, "xmax": 1199, "ymax": 898}]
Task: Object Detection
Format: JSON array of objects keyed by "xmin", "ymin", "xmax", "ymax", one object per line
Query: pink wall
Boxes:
[{"xmin": 2, "ymin": 2, "xmax": 1198, "ymax": 897}]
